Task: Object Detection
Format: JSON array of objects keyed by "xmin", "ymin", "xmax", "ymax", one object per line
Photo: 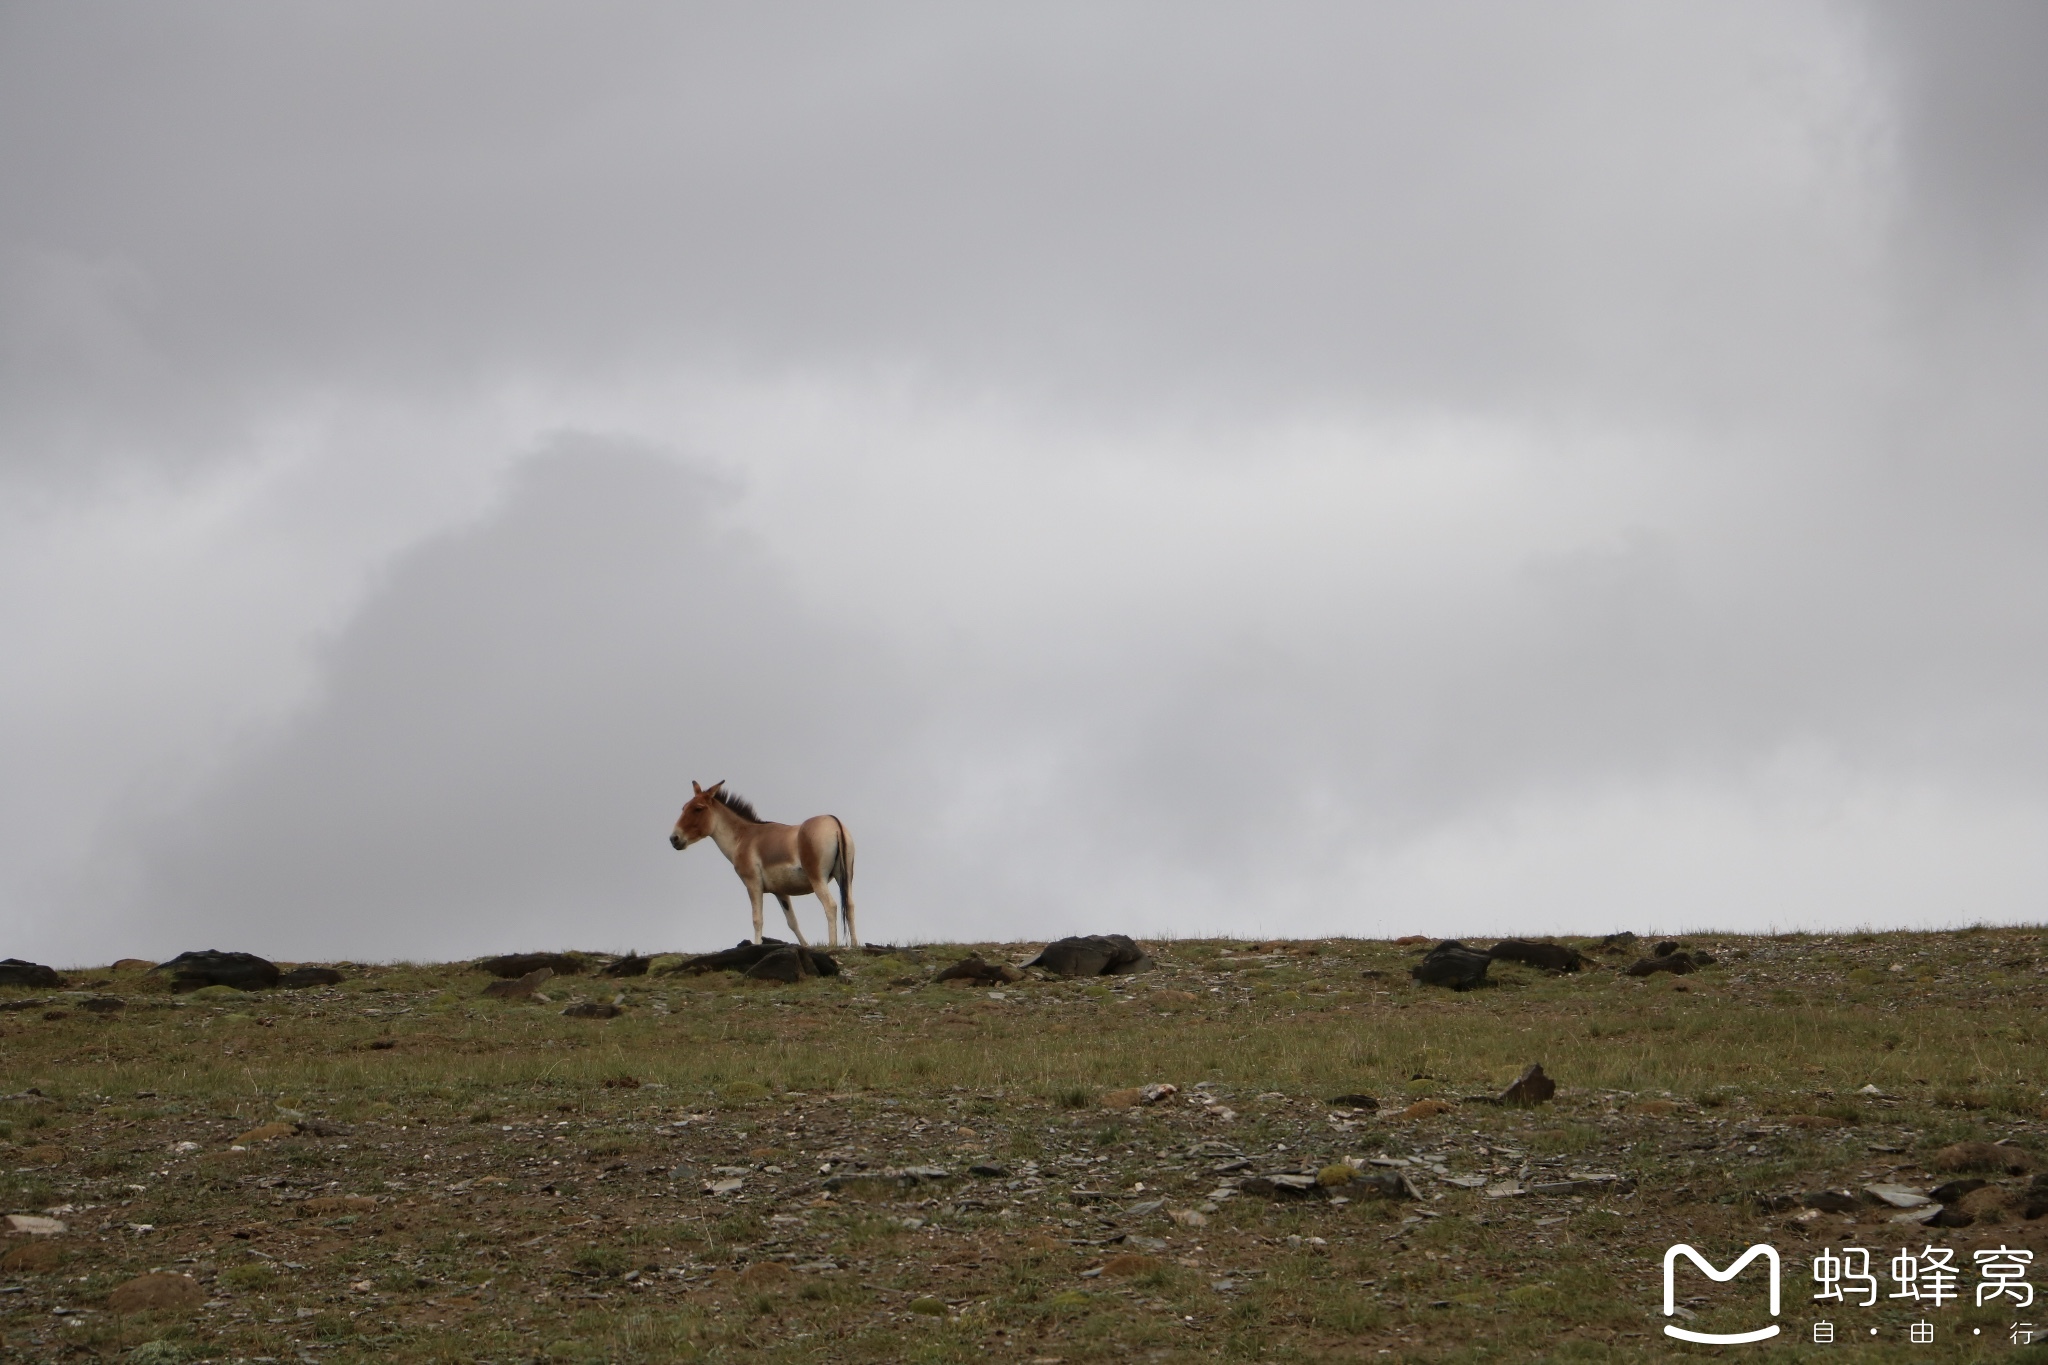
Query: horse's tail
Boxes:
[
  {"xmin": 831, "ymin": 815, "xmax": 856, "ymax": 942},
  {"xmin": 831, "ymin": 816, "xmax": 854, "ymax": 899}
]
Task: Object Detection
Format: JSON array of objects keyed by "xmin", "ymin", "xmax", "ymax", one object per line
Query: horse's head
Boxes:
[{"xmin": 669, "ymin": 779, "xmax": 726, "ymax": 849}]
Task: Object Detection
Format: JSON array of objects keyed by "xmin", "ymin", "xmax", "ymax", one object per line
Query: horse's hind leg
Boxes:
[
  {"xmin": 805, "ymin": 879, "xmax": 841, "ymax": 950},
  {"xmin": 840, "ymin": 881, "xmax": 858, "ymax": 949},
  {"xmin": 774, "ymin": 893, "xmax": 811, "ymax": 948}
]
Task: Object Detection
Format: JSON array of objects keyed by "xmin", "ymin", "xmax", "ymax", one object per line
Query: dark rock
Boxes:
[
  {"xmin": 1600, "ymin": 932, "xmax": 1637, "ymax": 949},
  {"xmin": 1487, "ymin": 940, "xmax": 1583, "ymax": 972},
  {"xmin": 1929, "ymin": 1205, "xmax": 1975, "ymax": 1228},
  {"xmin": 562, "ymin": 1001, "xmax": 624, "ymax": 1018},
  {"xmin": 1654, "ymin": 941, "xmax": 1681, "ymax": 956},
  {"xmin": 1689, "ymin": 951, "xmax": 1717, "ymax": 967},
  {"xmin": 1802, "ymin": 1189, "xmax": 1862, "ymax": 1213},
  {"xmin": 1625, "ymin": 952, "xmax": 1696, "ymax": 977},
  {"xmin": 742, "ymin": 946, "xmax": 840, "ymax": 983},
  {"xmin": 1410, "ymin": 941, "xmax": 1492, "ymax": 990},
  {"xmin": 80, "ymin": 996, "xmax": 125, "ymax": 1013},
  {"xmin": 1498, "ymin": 1063, "xmax": 1556, "ymax": 1107},
  {"xmin": 475, "ymin": 952, "xmax": 586, "ymax": 978},
  {"xmin": 1327, "ymin": 1093, "xmax": 1380, "ymax": 1110},
  {"xmin": 968, "ymin": 1163, "xmax": 1011, "ymax": 1178},
  {"xmin": 1752, "ymin": 1192, "xmax": 1800, "ymax": 1213},
  {"xmin": 1023, "ymin": 934, "xmax": 1153, "ymax": 977},
  {"xmin": 671, "ymin": 938, "xmax": 788, "ymax": 973},
  {"xmin": 279, "ymin": 967, "xmax": 345, "ymax": 989},
  {"xmin": 0, "ymin": 997, "xmax": 50, "ymax": 1012},
  {"xmin": 599, "ymin": 953, "xmax": 650, "ymax": 978},
  {"xmin": 482, "ymin": 968, "xmax": 553, "ymax": 999},
  {"xmin": 933, "ymin": 954, "xmax": 1024, "ymax": 985},
  {"xmin": 0, "ymin": 958, "xmax": 63, "ymax": 989},
  {"xmin": 155, "ymin": 950, "xmax": 280, "ymax": 992},
  {"xmin": 1929, "ymin": 1178, "xmax": 1987, "ymax": 1204},
  {"xmin": 793, "ymin": 946, "xmax": 842, "ymax": 977},
  {"xmin": 672, "ymin": 939, "xmax": 839, "ymax": 977}
]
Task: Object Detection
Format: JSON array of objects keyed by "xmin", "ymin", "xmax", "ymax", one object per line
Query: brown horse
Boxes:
[{"xmin": 669, "ymin": 781, "xmax": 859, "ymax": 949}]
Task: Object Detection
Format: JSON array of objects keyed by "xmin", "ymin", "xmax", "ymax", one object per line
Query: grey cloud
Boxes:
[
  {"xmin": 1869, "ymin": 0, "xmax": 2048, "ymax": 257},
  {"xmin": 2, "ymin": 1, "xmax": 1892, "ymax": 482},
  {"xmin": 7, "ymin": 4, "xmax": 2048, "ymax": 960}
]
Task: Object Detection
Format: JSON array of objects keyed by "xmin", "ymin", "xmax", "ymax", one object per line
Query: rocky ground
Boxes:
[{"xmin": 1, "ymin": 929, "xmax": 2044, "ymax": 1362}]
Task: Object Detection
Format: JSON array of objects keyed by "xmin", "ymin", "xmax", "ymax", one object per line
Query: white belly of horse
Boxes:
[{"xmin": 763, "ymin": 866, "xmax": 814, "ymax": 896}]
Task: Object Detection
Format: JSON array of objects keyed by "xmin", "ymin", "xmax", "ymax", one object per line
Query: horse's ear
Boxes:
[
  {"xmin": 691, "ymin": 780, "xmax": 703, "ymax": 795},
  {"xmin": 707, "ymin": 779, "xmax": 725, "ymax": 794}
]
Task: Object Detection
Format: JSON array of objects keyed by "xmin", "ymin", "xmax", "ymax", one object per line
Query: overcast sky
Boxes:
[{"xmin": 4, "ymin": 2, "xmax": 2045, "ymax": 965}]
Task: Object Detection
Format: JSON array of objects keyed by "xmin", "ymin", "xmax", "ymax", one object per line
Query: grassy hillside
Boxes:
[{"xmin": 2, "ymin": 928, "xmax": 2044, "ymax": 1362}]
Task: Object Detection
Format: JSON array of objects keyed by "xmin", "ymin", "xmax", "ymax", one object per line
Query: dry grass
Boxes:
[{"xmin": 0, "ymin": 928, "xmax": 2043, "ymax": 1362}]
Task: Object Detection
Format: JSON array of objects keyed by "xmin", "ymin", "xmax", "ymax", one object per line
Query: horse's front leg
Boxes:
[
  {"xmin": 745, "ymin": 879, "xmax": 766, "ymax": 945},
  {"xmin": 774, "ymin": 894, "xmax": 811, "ymax": 948}
]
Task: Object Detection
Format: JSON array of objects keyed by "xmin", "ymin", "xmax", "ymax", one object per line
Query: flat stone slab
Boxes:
[
  {"xmin": 821, "ymin": 1165, "xmax": 953, "ymax": 1192},
  {"xmin": 1527, "ymin": 1174, "xmax": 1627, "ymax": 1196},
  {"xmin": 1863, "ymin": 1183, "xmax": 1932, "ymax": 1209}
]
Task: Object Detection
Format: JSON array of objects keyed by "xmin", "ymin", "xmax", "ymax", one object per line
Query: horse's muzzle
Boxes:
[{"xmin": 669, "ymin": 834, "xmax": 686, "ymax": 850}]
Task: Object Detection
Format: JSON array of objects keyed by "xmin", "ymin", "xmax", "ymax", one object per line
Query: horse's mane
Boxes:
[{"xmin": 713, "ymin": 789, "xmax": 763, "ymax": 823}]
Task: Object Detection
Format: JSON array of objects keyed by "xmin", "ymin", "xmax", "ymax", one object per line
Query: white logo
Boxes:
[{"xmin": 1663, "ymin": 1243, "xmax": 1782, "ymax": 1344}]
